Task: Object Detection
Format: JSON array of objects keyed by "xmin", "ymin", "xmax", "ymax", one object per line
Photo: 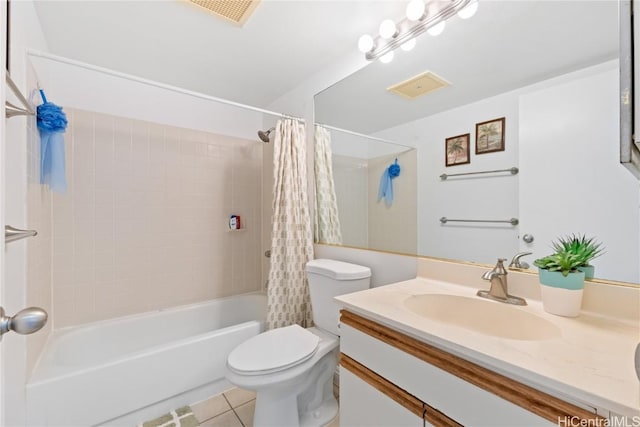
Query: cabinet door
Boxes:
[{"xmin": 340, "ymin": 367, "xmax": 423, "ymax": 427}]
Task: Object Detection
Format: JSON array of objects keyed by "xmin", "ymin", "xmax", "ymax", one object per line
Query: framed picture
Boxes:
[
  {"xmin": 445, "ymin": 133, "xmax": 470, "ymax": 167},
  {"xmin": 475, "ymin": 117, "xmax": 505, "ymax": 154}
]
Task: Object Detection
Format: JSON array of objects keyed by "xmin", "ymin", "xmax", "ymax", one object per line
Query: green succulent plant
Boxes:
[
  {"xmin": 534, "ymin": 234, "xmax": 604, "ymax": 276},
  {"xmin": 533, "ymin": 252, "xmax": 583, "ymax": 277},
  {"xmin": 551, "ymin": 234, "xmax": 604, "ymax": 267}
]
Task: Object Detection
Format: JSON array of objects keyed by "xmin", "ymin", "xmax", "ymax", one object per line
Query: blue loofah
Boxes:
[
  {"xmin": 37, "ymin": 89, "xmax": 68, "ymax": 193},
  {"xmin": 378, "ymin": 159, "xmax": 401, "ymax": 205},
  {"xmin": 37, "ymin": 90, "xmax": 67, "ymax": 133},
  {"xmin": 388, "ymin": 159, "xmax": 401, "ymax": 178}
]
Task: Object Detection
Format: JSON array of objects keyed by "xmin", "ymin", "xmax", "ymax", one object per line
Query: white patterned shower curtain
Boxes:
[
  {"xmin": 267, "ymin": 119, "xmax": 314, "ymax": 329},
  {"xmin": 313, "ymin": 125, "xmax": 343, "ymax": 244}
]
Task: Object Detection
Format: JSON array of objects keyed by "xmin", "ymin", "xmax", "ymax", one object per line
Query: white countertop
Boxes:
[{"xmin": 335, "ymin": 278, "xmax": 640, "ymax": 417}]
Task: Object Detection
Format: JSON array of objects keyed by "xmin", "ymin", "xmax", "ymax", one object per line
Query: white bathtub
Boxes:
[{"xmin": 26, "ymin": 292, "xmax": 266, "ymax": 427}]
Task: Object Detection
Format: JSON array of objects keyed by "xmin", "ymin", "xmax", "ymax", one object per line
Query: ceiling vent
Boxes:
[
  {"xmin": 387, "ymin": 71, "xmax": 450, "ymax": 100},
  {"xmin": 187, "ymin": 0, "xmax": 261, "ymax": 26}
]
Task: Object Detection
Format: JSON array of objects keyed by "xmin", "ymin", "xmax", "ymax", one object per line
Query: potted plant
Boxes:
[
  {"xmin": 551, "ymin": 234, "xmax": 604, "ymax": 279},
  {"xmin": 534, "ymin": 242, "xmax": 586, "ymax": 317}
]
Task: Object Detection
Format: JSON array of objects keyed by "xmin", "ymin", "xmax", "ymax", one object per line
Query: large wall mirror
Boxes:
[{"xmin": 314, "ymin": 0, "xmax": 640, "ymax": 285}]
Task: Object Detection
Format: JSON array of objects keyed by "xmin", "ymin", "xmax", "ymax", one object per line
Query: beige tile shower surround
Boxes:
[
  {"xmin": 37, "ymin": 109, "xmax": 263, "ymax": 329},
  {"xmin": 367, "ymin": 150, "xmax": 417, "ymax": 255}
]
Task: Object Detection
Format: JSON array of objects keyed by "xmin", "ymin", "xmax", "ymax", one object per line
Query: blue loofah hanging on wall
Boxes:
[{"xmin": 37, "ymin": 89, "xmax": 68, "ymax": 193}]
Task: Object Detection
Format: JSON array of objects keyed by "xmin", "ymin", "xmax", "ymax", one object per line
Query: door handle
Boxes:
[{"xmin": 0, "ymin": 306, "xmax": 48, "ymax": 340}]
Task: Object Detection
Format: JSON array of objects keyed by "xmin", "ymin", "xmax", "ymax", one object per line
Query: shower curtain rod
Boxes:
[
  {"xmin": 25, "ymin": 49, "xmax": 305, "ymax": 123},
  {"xmin": 316, "ymin": 123, "xmax": 414, "ymax": 149}
]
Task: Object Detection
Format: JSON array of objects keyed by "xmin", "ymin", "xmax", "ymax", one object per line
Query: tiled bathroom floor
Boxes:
[
  {"xmin": 191, "ymin": 388, "xmax": 256, "ymax": 427},
  {"xmin": 191, "ymin": 387, "xmax": 339, "ymax": 427}
]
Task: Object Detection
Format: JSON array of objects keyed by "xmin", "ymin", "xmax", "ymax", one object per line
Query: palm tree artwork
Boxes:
[
  {"xmin": 476, "ymin": 117, "xmax": 505, "ymax": 153},
  {"xmin": 445, "ymin": 134, "xmax": 470, "ymax": 166}
]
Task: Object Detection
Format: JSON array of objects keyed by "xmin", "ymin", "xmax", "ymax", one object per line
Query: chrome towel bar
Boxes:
[
  {"xmin": 440, "ymin": 217, "xmax": 519, "ymax": 226},
  {"xmin": 5, "ymin": 73, "xmax": 35, "ymax": 118},
  {"xmin": 440, "ymin": 167, "xmax": 518, "ymax": 180}
]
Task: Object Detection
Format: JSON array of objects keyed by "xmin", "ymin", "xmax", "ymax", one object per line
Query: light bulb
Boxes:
[
  {"xmin": 400, "ymin": 38, "xmax": 416, "ymax": 52},
  {"xmin": 406, "ymin": 0, "xmax": 425, "ymax": 21},
  {"xmin": 379, "ymin": 19, "xmax": 397, "ymax": 39},
  {"xmin": 457, "ymin": 0, "xmax": 478, "ymax": 19},
  {"xmin": 427, "ymin": 20, "xmax": 445, "ymax": 36},
  {"xmin": 358, "ymin": 34, "xmax": 374, "ymax": 53},
  {"xmin": 379, "ymin": 51, "xmax": 394, "ymax": 64}
]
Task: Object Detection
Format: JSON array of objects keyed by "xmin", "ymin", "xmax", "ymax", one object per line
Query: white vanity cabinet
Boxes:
[
  {"xmin": 340, "ymin": 368, "xmax": 424, "ymax": 427},
  {"xmin": 339, "ymin": 310, "xmax": 603, "ymax": 427}
]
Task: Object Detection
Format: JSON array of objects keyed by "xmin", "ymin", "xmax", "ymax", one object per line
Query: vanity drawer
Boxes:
[{"xmin": 340, "ymin": 310, "xmax": 601, "ymax": 426}]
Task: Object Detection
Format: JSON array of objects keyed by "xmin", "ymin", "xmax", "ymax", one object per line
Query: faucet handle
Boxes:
[
  {"xmin": 509, "ymin": 252, "xmax": 533, "ymax": 269},
  {"xmin": 495, "ymin": 258, "xmax": 507, "ymax": 273}
]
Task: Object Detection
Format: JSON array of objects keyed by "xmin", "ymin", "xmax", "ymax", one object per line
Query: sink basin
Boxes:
[{"xmin": 403, "ymin": 294, "xmax": 561, "ymax": 341}]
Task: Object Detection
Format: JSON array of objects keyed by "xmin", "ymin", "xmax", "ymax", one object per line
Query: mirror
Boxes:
[{"xmin": 314, "ymin": 0, "xmax": 640, "ymax": 284}]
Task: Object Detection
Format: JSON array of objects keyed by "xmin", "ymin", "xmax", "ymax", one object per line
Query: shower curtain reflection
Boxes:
[{"xmin": 314, "ymin": 125, "xmax": 342, "ymax": 244}]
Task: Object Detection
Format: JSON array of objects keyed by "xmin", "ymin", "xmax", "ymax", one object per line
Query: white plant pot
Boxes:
[{"xmin": 540, "ymin": 284, "xmax": 584, "ymax": 317}]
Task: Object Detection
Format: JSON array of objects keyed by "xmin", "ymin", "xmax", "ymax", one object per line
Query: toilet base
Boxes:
[
  {"xmin": 299, "ymin": 396, "xmax": 338, "ymax": 427},
  {"xmin": 253, "ymin": 390, "xmax": 337, "ymax": 427}
]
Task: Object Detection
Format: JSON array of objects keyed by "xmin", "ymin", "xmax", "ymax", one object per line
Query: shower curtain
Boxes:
[
  {"xmin": 267, "ymin": 118, "xmax": 314, "ymax": 329},
  {"xmin": 313, "ymin": 125, "xmax": 342, "ymax": 244}
]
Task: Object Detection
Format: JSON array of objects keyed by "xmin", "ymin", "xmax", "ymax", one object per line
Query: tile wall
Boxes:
[
  {"xmin": 332, "ymin": 155, "xmax": 368, "ymax": 248},
  {"xmin": 367, "ymin": 149, "xmax": 417, "ymax": 255},
  {"xmin": 50, "ymin": 109, "xmax": 263, "ymax": 328}
]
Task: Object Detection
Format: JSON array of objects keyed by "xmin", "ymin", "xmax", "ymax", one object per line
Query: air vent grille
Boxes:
[
  {"xmin": 387, "ymin": 71, "xmax": 450, "ymax": 99},
  {"xmin": 187, "ymin": 0, "xmax": 260, "ymax": 25}
]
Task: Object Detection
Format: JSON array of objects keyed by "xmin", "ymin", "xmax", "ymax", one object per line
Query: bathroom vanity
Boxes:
[{"xmin": 335, "ymin": 278, "xmax": 640, "ymax": 426}]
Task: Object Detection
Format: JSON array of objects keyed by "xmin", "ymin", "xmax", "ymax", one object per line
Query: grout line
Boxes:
[
  {"xmin": 221, "ymin": 391, "xmax": 247, "ymax": 426},
  {"xmin": 221, "ymin": 392, "xmax": 232, "ymax": 408},
  {"xmin": 197, "ymin": 408, "xmax": 234, "ymax": 426},
  {"xmin": 231, "ymin": 407, "xmax": 245, "ymax": 427}
]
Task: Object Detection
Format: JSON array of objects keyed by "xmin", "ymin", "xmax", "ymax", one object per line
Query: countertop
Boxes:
[{"xmin": 335, "ymin": 278, "xmax": 640, "ymax": 417}]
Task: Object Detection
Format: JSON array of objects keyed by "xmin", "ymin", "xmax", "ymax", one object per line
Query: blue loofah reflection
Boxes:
[
  {"xmin": 378, "ymin": 159, "xmax": 401, "ymax": 205},
  {"xmin": 37, "ymin": 89, "xmax": 68, "ymax": 193}
]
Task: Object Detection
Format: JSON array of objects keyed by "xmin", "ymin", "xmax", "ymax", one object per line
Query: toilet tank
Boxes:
[{"xmin": 306, "ymin": 259, "xmax": 371, "ymax": 336}]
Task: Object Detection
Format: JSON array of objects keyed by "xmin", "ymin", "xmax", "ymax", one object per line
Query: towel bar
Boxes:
[
  {"xmin": 440, "ymin": 167, "xmax": 518, "ymax": 180},
  {"xmin": 5, "ymin": 225, "xmax": 38, "ymax": 243},
  {"xmin": 5, "ymin": 73, "xmax": 35, "ymax": 119},
  {"xmin": 440, "ymin": 217, "xmax": 519, "ymax": 226}
]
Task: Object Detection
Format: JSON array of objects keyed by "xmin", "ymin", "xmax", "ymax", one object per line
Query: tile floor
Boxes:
[
  {"xmin": 191, "ymin": 387, "xmax": 340, "ymax": 427},
  {"xmin": 192, "ymin": 388, "xmax": 256, "ymax": 427}
]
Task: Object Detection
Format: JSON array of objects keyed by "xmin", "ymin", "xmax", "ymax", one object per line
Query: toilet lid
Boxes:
[{"xmin": 227, "ymin": 325, "xmax": 320, "ymax": 375}]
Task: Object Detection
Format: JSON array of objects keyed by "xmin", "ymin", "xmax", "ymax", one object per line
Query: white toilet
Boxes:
[{"xmin": 225, "ymin": 259, "xmax": 371, "ymax": 427}]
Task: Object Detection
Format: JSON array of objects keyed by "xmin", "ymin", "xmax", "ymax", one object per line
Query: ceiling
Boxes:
[
  {"xmin": 315, "ymin": 0, "xmax": 620, "ymax": 134},
  {"xmin": 31, "ymin": 1, "xmax": 620, "ymax": 129},
  {"xmin": 32, "ymin": 0, "xmax": 403, "ymax": 108}
]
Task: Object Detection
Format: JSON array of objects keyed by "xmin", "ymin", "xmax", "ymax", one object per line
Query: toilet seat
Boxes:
[{"xmin": 227, "ymin": 325, "xmax": 320, "ymax": 376}]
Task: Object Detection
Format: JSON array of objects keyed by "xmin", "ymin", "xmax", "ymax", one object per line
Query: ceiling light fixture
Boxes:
[{"xmin": 358, "ymin": 0, "xmax": 478, "ymax": 63}]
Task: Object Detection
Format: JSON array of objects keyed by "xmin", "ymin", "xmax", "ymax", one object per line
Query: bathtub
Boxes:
[{"xmin": 26, "ymin": 292, "xmax": 266, "ymax": 427}]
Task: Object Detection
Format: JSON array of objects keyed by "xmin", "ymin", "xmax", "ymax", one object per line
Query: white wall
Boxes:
[
  {"xmin": 375, "ymin": 89, "xmax": 520, "ymax": 264},
  {"xmin": 28, "ymin": 52, "xmax": 265, "ymax": 142},
  {"xmin": 519, "ymin": 64, "xmax": 640, "ymax": 283}
]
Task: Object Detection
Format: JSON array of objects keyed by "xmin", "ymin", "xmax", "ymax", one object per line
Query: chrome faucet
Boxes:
[
  {"xmin": 508, "ymin": 252, "xmax": 532, "ymax": 269},
  {"xmin": 477, "ymin": 258, "xmax": 527, "ymax": 306}
]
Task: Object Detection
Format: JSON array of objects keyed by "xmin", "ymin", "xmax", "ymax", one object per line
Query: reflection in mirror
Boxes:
[
  {"xmin": 314, "ymin": 125, "xmax": 417, "ymax": 254},
  {"xmin": 314, "ymin": 0, "xmax": 640, "ymax": 284}
]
